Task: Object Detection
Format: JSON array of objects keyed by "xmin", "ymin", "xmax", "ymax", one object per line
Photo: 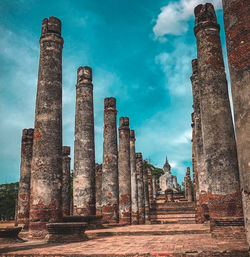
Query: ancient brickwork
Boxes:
[
  {"xmin": 190, "ymin": 59, "xmax": 208, "ymax": 223},
  {"xmin": 29, "ymin": 17, "xmax": 63, "ymax": 238},
  {"xmin": 222, "ymin": 0, "xmax": 250, "ymax": 244},
  {"xmin": 152, "ymin": 175, "xmax": 157, "ymax": 201},
  {"xmin": 136, "ymin": 153, "xmax": 145, "ymax": 224},
  {"xmin": 118, "ymin": 117, "xmax": 131, "ymax": 224},
  {"xmin": 184, "ymin": 167, "xmax": 192, "ymax": 202},
  {"xmin": 147, "ymin": 169, "xmax": 153, "ymax": 207},
  {"xmin": 144, "ymin": 168, "xmax": 150, "ymax": 223},
  {"xmin": 95, "ymin": 164, "xmax": 102, "ymax": 216},
  {"xmin": 62, "ymin": 146, "xmax": 71, "ymax": 217},
  {"xmin": 101, "ymin": 97, "xmax": 119, "ymax": 223},
  {"xmin": 130, "ymin": 130, "xmax": 138, "ymax": 225},
  {"xmin": 191, "ymin": 113, "xmax": 197, "ymax": 203},
  {"xmin": 73, "ymin": 66, "xmax": 96, "ymax": 216},
  {"xmin": 194, "ymin": 3, "xmax": 244, "ymax": 235},
  {"xmin": 17, "ymin": 128, "xmax": 34, "ymax": 230}
]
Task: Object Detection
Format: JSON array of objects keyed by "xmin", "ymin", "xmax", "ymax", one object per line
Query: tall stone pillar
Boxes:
[
  {"xmin": 222, "ymin": 0, "xmax": 250, "ymax": 244},
  {"xmin": 147, "ymin": 169, "xmax": 153, "ymax": 207},
  {"xmin": 184, "ymin": 167, "xmax": 192, "ymax": 202},
  {"xmin": 144, "ymin": 168, "xmax": 150, "ymax": 223},
  {"xmin": 136, "ymin": 153, "xmax": 145, "ymax": 224},
  {"xmin": 62, "ymin": 146, "xmax": 71, "ymax": 217},
  {"xmin": 190, "ymin": 59, "xmax": 208, "ymax": 223},
  {"xmin": 130, "ymin": 130, "xmax": 138, "ymax": 225},
  {"xmin": 95, "ymin": 164, "xmax": 102, "ymax": 216},
  {"xmin": 101, "ymin": 97, "xmax": 119, "ymax": 223},
  {"xmin": 17, "ymin": 128, "xmax": 34, "ymax": 230},
  {"xmin": 29, "ymin": 17, "xmax": 63, "ymax": 238},
  {"xmin": 152, "ymin": 175, "xmax": 157, "ymax": 201},
  {"xmin": 191, "ymin": 113, "xmax": 197, "ymax": 202},
  {"xmin": 194, "ymin": 4, "xmax": 244, "ymax": 234},
  {"xmin": 118, "ymin": 117, "xmax": 131, "ymax": 224},
  {"xmin": 73, "ymin": 66, "xmax": 96, "ymax": 216}
]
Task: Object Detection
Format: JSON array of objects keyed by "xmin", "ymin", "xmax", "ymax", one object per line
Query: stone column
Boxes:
[
  {"xmin": 194, "ymin": 3, "xmax": 244, "ymax": 234},
  {"xmin": 222, "ymin": 0, "xmax": 250, "ymax": 244},
  {"xmin": 185, "ymin": 167, "xmax": 192, "ymax": 202},
  {"xmin": 101, "ymin": 97, "xmax": 119, "ymax": 223},
  {"xmin": 190, "ymin": 59, "xmax": 208, "ymax": 223},
  {"xmin": 17, "ymin": 128, "xmax": 34, "ymax": 230},
  {"xmin": 73, "ymin": 66, "xmax": 96, "ymax": 216},
  {"xmin": 95, "ymin": 164, "xmax": 102, "ymax": 216},
  {"xmin": 191, "ymin": 113, "xmax": 197, "ymax": 202},
  {"xmin": 62, "ymin": 146, "xmax": 71, "ymax": 217},
  {"xmin": 130, "ymin": 130, "xmax": 138, "ymax": 225},
  {"xmin": 147, "ymin": 169, "xmax": 153, "ymax": 207},
  {"xmin": 144, "ymin": 168, "xmax": 150, "ymax": 223},
  {"xmin": 118, "ymin": 117, "xmax": 131, "ymax": 224},
  {"xmin": 152, "ymin": 175, "xmax": 157, "ymax": 201},
  {"xmin": 29, "ymin": 17, "xmax": 63, "ymax": 238},
  {"xmin": 136, "ymin": 153, "xmax": 145, "ymax": 224}
]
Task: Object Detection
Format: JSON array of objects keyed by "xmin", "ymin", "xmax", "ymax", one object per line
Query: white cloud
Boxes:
[{"xmin": 153, "ymin": 0, "xmax": 222, "ymax": 40}]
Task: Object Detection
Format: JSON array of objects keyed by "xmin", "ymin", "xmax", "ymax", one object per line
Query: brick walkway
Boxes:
[{"xmin": 0, "ymin": 224, "xmax": 248, "ymax": 256}]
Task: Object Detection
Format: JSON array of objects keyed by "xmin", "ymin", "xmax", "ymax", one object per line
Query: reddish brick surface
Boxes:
[{"xmin": 0, "ymin": 224, "xmax": 248, "ymax": 256}]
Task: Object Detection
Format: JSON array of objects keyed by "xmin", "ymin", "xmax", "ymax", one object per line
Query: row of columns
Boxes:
[
  {"xmin": 16, "ymin": 16, "xmax": 157, "ymax": 237},
  {"xmin": 191, "ymin": 3, "xmax": 247, "ymax": 238}
]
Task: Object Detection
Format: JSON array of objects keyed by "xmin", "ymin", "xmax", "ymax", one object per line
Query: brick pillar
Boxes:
[
  {"xmin": 136, "ymin": 153, "xmax": 145, "ymax": 224},
  {"xmin": 152, "ymin": 175, "xmax": 157, "ymax": 201},
  {"xmin": 130, "ymin": 130, "xmax": 138, "ymax": 225},
  {"xmin": 194, "ymin": 3, "xmax": 244, "ymax": 235},
  {"xmin": 191, "ymin": 113, "xmax": 197, "ymax": 203},
  {"xmin": 17, "ymin": 128, "xmax": 34, "ymax": 230},
  {"xmin": 222, "ymin": 0, "xmax": 250, "ymax": 244},
  {"xmin": 101, "ymin": 97, "xmax": 119, "ymax": 223},
  {"xmin": 29, "ymin": 17, "xmax": 63, "ymax": 238},
  {"xmin": 95, "ymin": 164, "xmax": 102, "ymax": 216},
  {"xmin": 73, "ymin": 66, "xmax": 96, "ymax": 216},
  {"xmin": 118, "ymin": 117, "xmax": 131, "ymax": 224},
  {"xmin": 147, "ymin": 169, "xmax": 153, "ymax": 207},
  {"xmin": 190, "ymin": 59, "xmax": 208, "ymax": 223},
  {"xmin": 144, "ymin": 168, "xmax": 150, "ymax": 223},
  {"xmin": 185, "ymin": 167, "xmax": 192, "ymax": 202},
  {"xmin": 62, "ymin": 146, "xmax": 71, "ymax": 217}
]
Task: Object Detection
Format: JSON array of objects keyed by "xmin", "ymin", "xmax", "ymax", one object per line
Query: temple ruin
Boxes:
[{"xmin": 2, "ymin": 2, "xmax": 249, "ymax": 254}]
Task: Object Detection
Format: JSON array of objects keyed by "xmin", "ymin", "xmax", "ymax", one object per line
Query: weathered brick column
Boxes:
[
  {"xmin": 190, "ymin": 59, "xmax": 208, "ymax": 223},
  {"xmin": 95, "ymin": 164, "xmax": 102, "ymax": 216},
  {"xmin": 144, "ymin": 168, "xmax": 150, "ymax": 223},
  {"xmin": 118, "ymin": 117, "xmax": 131, "ymax": 224},
  {"xmin": 101, "ymin": 97, "xmax": 119, "ymax": 223},
  {"xmin": 152, "ymin": 175, "xmax": 157, "ymax": 201},
  {"xmin": 136, "ymin": 153, "xmax": 145, "ymax": 224},
  {"xmin": 62, "ymin": 146, "xmax": 71, "ymax": 217},
  {"xmin": 130, "ymin": 130, "xmax": 138, "ymax": 225},
  {"xmin": 194, "ymin": 3, "xmax": 244, "ymax": 235},
  {"xmin": 222, "ymin": 0, "xmax": 250, "ymax": 244},
  {"xmin": 191, "ymin": 113, "xmax": 197, "ymax": 203},
  {"xmin": 147, "ymin": 169, "xmax": 153, "ymax": 207},
  {"xmin": 73, "ymin": 66, "xmax": 96, "ymax": 216},
  {"xmin": 184, "ymin": 167, "xmax": 192, "ymax": 202},
  {"xmin": 17, "ymin": 128, "xmax": 34, "ymax": 230},
  {"xmin": 29, "ymin": 17, "xmax": 63, "ymax": 238}
]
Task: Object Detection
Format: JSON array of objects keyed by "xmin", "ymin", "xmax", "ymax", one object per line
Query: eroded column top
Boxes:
[
  {"xmin": 41, "ymin": 16, "xmax": 61, "ymax": 36},
  {"xmin": 194, "ymin": 3, "xmax": 220, "ymax": 35},
  {"xmin": 119, "ymin": 117, "xmax": 129, "ymax": 130},
  {"xmin": 22, "ymin": 128, "xmax": 34, "ymax": 139},
  {"xmin": 104, "ymin": 97, "xmax": 116, "ymax": 110},
  {"xmin": 130, "ymin": 130, "xmax": 135, "ymax": 140},
  {"xmin": 136, "ymin": 152, "xmax": 142, "ymax": 160},
  {"xmin": 186, "ymin": 167, "xmax": 191, "ymax": 176},
  {"xmin": 62, "ymin": 146, "xmax": 70, "ymax": 156}
]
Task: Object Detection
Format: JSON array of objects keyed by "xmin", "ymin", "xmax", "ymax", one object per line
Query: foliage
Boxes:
[
  {"xmin": 143, "ymin": 159, "xmax": 164, "ymax": 180},
  {"xmin": 0, "ymin": 182, "xmax": 19, "ymax": 220}
]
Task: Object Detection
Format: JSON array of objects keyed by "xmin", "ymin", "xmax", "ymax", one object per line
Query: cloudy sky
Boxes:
[{"xmin": 0, "ymin": 0, "xmax": 228, "ymax": 184}]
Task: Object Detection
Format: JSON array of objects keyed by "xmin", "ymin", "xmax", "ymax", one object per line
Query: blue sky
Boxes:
[{"xmin": 0, "ymin": 0, "xmax": 228, "ymax": 184}]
